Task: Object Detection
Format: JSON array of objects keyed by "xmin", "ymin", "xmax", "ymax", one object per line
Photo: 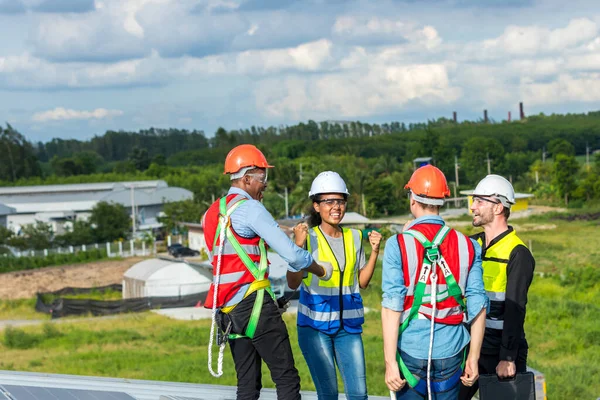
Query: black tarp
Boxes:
[{"xmin": 35, "ymin": 284, "xmax": 208, "ymax": 319}]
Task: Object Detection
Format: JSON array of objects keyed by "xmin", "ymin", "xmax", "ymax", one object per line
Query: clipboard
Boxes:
[{"xmin": 478, "ymin": 372, "xmax": 536, "ymax": 400}]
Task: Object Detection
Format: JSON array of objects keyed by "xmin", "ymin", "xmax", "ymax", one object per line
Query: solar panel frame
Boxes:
[{"xmin": 0, "ymin": 385, "xmax": 137, "ymax": 400}]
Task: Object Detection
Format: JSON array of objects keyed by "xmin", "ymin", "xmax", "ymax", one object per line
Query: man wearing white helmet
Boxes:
[{"xmin": 459, "ymin": 175, "xmax": 535, "ymax": 400}]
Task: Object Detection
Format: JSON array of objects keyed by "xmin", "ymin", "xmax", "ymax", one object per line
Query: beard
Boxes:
[{"xmin": 472, "ymin": 210, "xmax": 494, "ymax": 227}]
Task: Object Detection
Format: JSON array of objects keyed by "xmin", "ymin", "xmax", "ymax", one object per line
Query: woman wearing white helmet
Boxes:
[{"xmin": 287, "ymin": 171, "xmax": 382, "ymax": 400}]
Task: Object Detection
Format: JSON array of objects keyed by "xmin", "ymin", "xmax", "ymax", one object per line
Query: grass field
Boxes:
[{"xmin": 0, "ymin": 212, "xmax": 598, "ymax": 399}]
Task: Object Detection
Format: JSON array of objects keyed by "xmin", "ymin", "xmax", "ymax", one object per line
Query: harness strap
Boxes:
[
  {"xmin": 213, "ymin": 196, "xmax": 273, "ymax": 340},
  {"xmin": 396, "ymin": 225, "xmax": 467, "ymax": 391}
]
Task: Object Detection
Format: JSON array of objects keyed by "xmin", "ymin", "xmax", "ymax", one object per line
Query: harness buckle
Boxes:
[
  {"xmin": 425, "ymin": 246, "xmax": 440, "ymax": 264},
  {"xmin": 219, "ymin": 214, "xmax": 230, "ymax": 228}
]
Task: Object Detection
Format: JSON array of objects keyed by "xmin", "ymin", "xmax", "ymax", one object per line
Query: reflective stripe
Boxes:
[
  {"xmin": 486, "ymin": 319, "xmax": 504, "ymax": 329},
  {"xmin": 222, "ymin": 283, "xmax": 251, "ymax": 308},
  {"xmin": 215, "ymin": 271, "xmax": 246, "ymax": 285},
  {"xmin": 303, "ymin": 285, "xmax": 357, "ymax": 297},
  {"xmin": 401, "ymin": 304, "xmax": 463, "ymax": 322},
  {"xmin": 457, "ymin": 233, "xmax": 469, "ymax": 289},
  {"xmin": 221, "ymin": 242, "xmax": 261, "ymax": 256},
  {"xmin": 486, "ymin": 291, "xmax": 506, "ymax": 301},
  {"xmin": 298, "ymin": 303, "xmax": 364, "ymax": 322},
  {"xmin": 404, "ymin": 235, "xmax": 419, "ymax": 296},
  {"xmin": 225, "ymin": 195, "xmax": 246, "ymax": 210}
]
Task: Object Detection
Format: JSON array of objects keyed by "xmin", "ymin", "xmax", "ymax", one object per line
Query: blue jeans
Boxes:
[
  {"xmin": 297, "ymin": 326, "xmax": 367, "ymax": 400},
  {"xmin": 395, "ymin": 350, "xmax": 463, "ymax": 400}
]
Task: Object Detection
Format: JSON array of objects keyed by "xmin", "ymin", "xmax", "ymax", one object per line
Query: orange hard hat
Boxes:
[
  {"xmin": 224, "ymin": 144, "xmax": 273, "ymax": 174},
  {"xmin": 404, "ymin": 165, "xmax": 450, "ymax": 202}
]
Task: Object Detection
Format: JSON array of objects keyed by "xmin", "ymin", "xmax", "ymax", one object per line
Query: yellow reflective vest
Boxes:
[
  {"xmin": 477, "ymin": 229, "xmax": 526, "ymax": 331},
  {"xmin": 297, "ymin": 227, "xmax": 365, "ymax": 334}
]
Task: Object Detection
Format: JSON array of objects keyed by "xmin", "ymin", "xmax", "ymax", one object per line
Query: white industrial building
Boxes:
[{"xmin": 0, "ymin": 180, "xmax": 193, "ymax": 235}]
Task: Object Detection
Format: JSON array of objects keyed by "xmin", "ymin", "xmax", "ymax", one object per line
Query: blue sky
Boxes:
[{"xmin": 1, "ymin": 0, "xmax": 600, "ymax": 142}]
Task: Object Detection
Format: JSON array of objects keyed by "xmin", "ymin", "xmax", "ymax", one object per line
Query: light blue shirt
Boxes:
[
  {"xmin": 381, "ymin": 215, "xmax": 488, "ymax": 360},
  {"xmin": 227, "ymin": 187, "xmax": 313, "ymax": 272}
]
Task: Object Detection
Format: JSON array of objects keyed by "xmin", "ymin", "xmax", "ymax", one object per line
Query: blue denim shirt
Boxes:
[
  {"xmin": 227, "ymin": 187, "xmax": 313, "ymax": 272},
  {"xmin": 381, "ymin": 215, "xmax": 488, "ymax": 360}
]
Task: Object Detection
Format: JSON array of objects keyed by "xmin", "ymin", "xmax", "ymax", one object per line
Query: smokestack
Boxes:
[
  {"xmin": 508, "ymin": 111, "xmax": 511, "ymax": 122},
  {"xmin": 453, "ymin": 111, "xmax": 457, "ymax": 123},
  {"xmin": 519, "ymin": 102, "xmax": 525, "ymax": 120},
  {"xmin": 484, "ymin": 109, "xmax": 488, "ymax": 123}
]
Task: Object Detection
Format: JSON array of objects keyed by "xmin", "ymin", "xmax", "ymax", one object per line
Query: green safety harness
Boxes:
[
  {"xmin": 208, "ymin": 197, "xmax": 275, "ymax": 377},
  {"xmin": 396, "ymin": 225, "xmax": 466, "ymax": 398}
]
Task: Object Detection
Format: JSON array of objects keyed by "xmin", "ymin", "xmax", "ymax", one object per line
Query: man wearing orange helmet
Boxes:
[
  {"xmin": 381, "ymin": 165, "xmax": 488, "ymax": 399},
  {"xmin": 203, "ymin": 144, "xmax": 332, "ymax": 400}
]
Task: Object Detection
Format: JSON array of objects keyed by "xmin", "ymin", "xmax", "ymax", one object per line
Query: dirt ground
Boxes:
[{"xmin": 0, "ymin": 257, "xmax": 146, "ymax": 300}]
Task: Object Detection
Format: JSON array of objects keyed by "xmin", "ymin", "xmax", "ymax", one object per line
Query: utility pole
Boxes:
[
  {"xmin": 486, "ymin": 153, "xmax": 491, "ymax": 175},
  {"xmin": 454, "ymin": 155, "xmax": 460, "ymax": 189},
  {"xmin": 130, "ymin": 185, "xmax": 136, "ymax": 237},
  {"xmin": 284, "ymin": 187, "xmax": 289, "ymax": 218},
  {"xmin": 276, "ymin": 187, "xmax": 289, "ymax": 218},
  {"xmin": 586, "ymin": 142, "xmax": 590, "ymax": 171},
  {"xmin": 542, "ymin": 146, "xmax": 546, "ymax": 163},
  {"xmin": 361, "ymin": 193, "xmax": 367, "ymax": 216},
  {"xmin": 299, "ymin": 163, "xmax": 303, "ymax": 181}
]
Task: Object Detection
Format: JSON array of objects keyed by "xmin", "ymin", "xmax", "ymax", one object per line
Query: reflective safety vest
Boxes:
[
  {"xmin": 397, "ymin": 223, "xmax": 474, "ymax": 325},
  {"xmin": 203, "ymin": 194, "xmax": 273, "ymax": 310},
  {"xmin": 297, "ymin": 227, "xmax": 364, "ymax": 334},
  {"xmin": 477, "ymin": 229, "xmax": 526, "ymax": 331},
  {"xmin": 395, "ymin": 223, "xmax": 474, "ymax": 394}
]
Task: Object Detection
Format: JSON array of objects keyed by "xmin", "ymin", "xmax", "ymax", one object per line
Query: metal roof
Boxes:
[
  {"xmin": 0, "ymin": 181, "xmax": 168, "ymax": 196},
  {"xmin": 0, "ymin": 371, "xmax": 390, "ymax": 400},
  {"xmin": 123, "ymin": 258, "xmax": 186, "ymax": 281},
  {"xmin": 340, "ymin": 212, "xmax": 371, "ymax": 224},
  {"xmin": 0, "ymin": 186, "xmax": 193, "ymax": 215},
  {"xmin": 0, "ymin": 202, "xmax": 16, "ymax": 216}
]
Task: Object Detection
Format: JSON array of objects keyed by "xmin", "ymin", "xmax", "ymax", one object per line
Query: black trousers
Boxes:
[
  {"xmin": 458, "ymin": 347, "xmax": 528, "ymax": 400},
  {"xmin": 223, "ymin": 292, "xmax": 301, "ymax": 400}
]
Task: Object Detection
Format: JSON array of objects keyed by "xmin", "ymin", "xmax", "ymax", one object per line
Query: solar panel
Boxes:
[
  {"xmin": 0, "ymin": 385, "xmax": 137, "ymax": 400},
  {"xmin": 159, "ymin": 396, "xmax": 235, "ymax": 400}
]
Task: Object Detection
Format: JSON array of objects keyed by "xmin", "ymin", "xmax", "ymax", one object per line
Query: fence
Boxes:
[
  {"xmin": 5, "ymin": 240, "xmax": 157, "ymax": 260},
  {"xmin": 5, "ymin": 234, "xmax": 190, "ymax": 261}
]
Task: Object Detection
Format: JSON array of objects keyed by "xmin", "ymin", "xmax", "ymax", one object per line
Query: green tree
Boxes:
[
  {"xmin": 553, "ymin": 154, "xmax": 580, "ymax": 205},
  {"xmin": 460, "ymin": 137, "xmax": 505, "ymax": 184},
  {"xmin": 158, "ymin": 199, "xmax": 205, "ymax": 233},
  {"xmin": 8, "ymin": 221, "xmax": 54, "ymax": 250},
  {"xmin": 548, "ymin": 139, "xmax": 575, "ymax": 158},
  {"xmin": 55, "ymin": 220, "xmax": 95, "ymax": 246},
  {"xmin": 128, "ymin": 147, "xmax": 151, "ymax": 171},
  {"xmin": 90, "ymin": 202, "xmax": 131, "ymax": 242},
  {"xmin": 0, "ymin": 124, "xmax": 42, "ymax": 181}
]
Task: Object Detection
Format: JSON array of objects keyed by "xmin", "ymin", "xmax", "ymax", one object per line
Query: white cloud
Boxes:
[
  {"xmin": 482, "ymin": 18, "xmax": 598, "ymax": 56},
  {"xmin": 255, "ymin": 63, "xmax": 460, "ymax": 120},
  {"xmin": 32, "ymin": 107, "xmax": 124, "ymax": 122},
  {"xmin": 521, "ymin": 73, "xmax": 600, "ymax": 105}
]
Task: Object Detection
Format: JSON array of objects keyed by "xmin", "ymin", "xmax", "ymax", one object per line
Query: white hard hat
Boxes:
[
  {"xmin": 472, "ymin": 174, "xmax": 515, "ymax": 208},
  {"xmin": 309, "ymin": 171, "xmax": 350, "ymax": 197}
]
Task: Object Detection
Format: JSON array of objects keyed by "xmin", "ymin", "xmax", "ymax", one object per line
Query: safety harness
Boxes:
[
  {"xmin": 208, "ymin": 196, "xmax": 275, "ymax": 378},
  {"xmin": 397, "ymin": 225, "xmax": 466, "ymax": 399}
]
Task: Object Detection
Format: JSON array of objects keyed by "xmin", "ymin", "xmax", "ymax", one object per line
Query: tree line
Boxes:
[{"xmin": 1, "ymin": 111, "xmax": 599, "ymax": 237}]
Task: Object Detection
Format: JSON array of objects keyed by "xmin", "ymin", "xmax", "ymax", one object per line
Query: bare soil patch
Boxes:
[{"xmin": 0, "ymin": 257, "xmax": 147, "ymax": 300}]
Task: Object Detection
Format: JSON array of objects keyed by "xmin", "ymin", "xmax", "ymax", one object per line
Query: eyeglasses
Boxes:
[
  {"xmin": 246, "ymin": 173, "xmax": 268, "ymax": 184},
  {"xmin": 472, "ymin": 196, "xmax": 499, "ymax": 205},
  {"xmin": 317, "ymin": 198, "xmax": 347, "ymax": 207}
]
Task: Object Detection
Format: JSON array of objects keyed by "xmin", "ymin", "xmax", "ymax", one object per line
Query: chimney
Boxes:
[
  {"xmin": 508, "ymin": 111, "xmax": 511, "ymax": 122},
  {"xmin": 484, "ymin": 109, "xmax": 488, "ymax": 123},
  {"xmin": 519, "ymin": 102, "xmax": 525, "ymax": 120},
  {"xmin": 453, "ymin": 111, "xmax": 457, "ymax": 123}
]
